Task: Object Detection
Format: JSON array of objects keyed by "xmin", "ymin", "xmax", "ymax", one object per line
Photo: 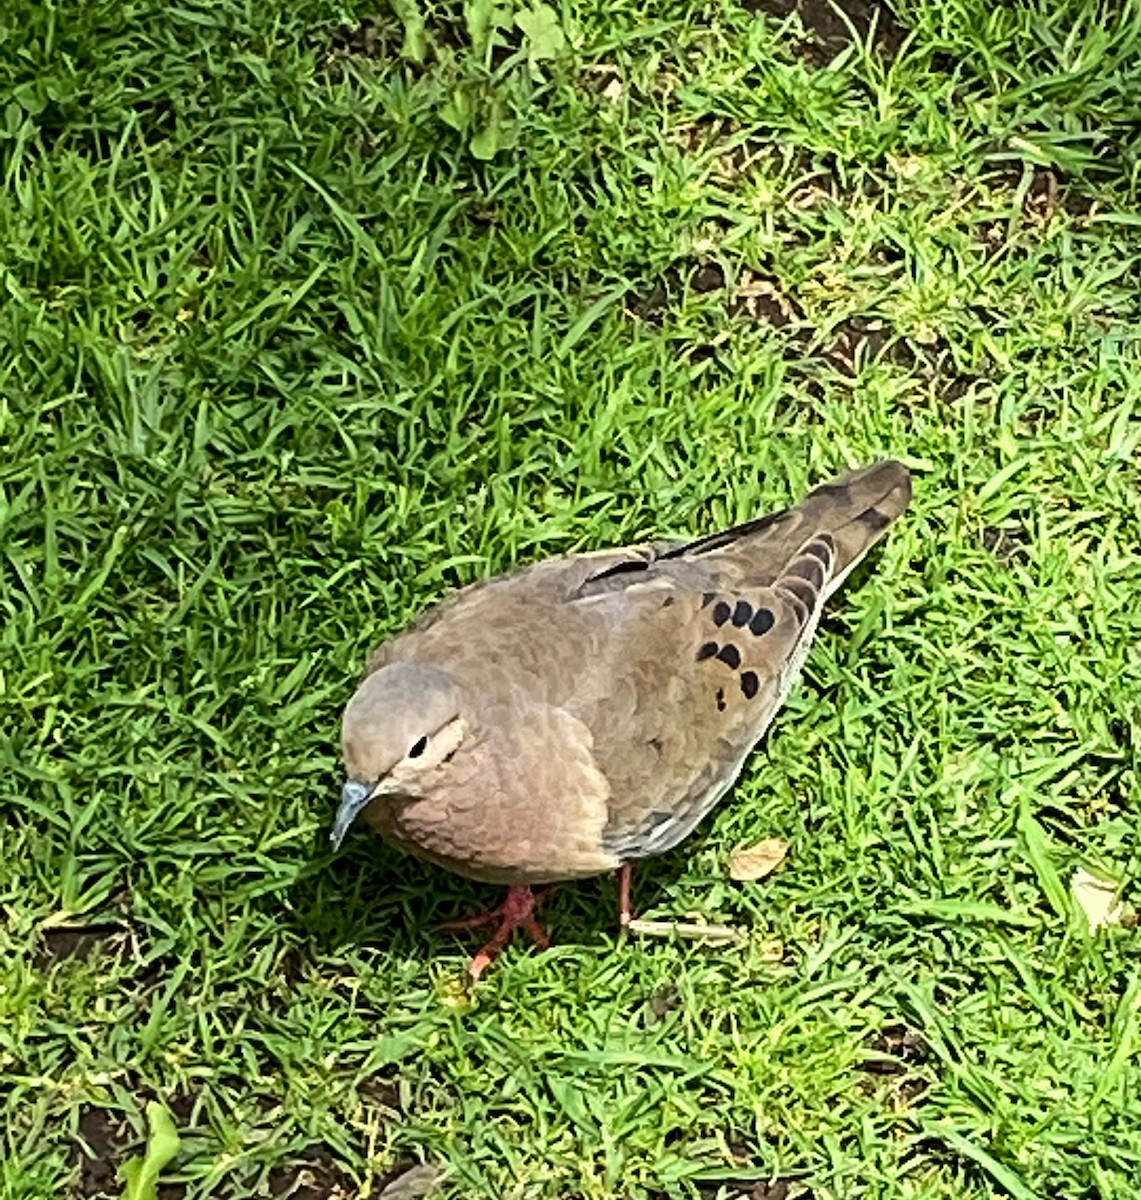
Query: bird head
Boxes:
[{"xmin": 333, "ymin": 662, "xmax": 468, "ymax": 849}]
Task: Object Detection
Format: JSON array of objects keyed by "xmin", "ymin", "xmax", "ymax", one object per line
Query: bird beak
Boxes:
[{"xmin": 331, "ymin": 779, "xmax": 378, "ymax": 849}]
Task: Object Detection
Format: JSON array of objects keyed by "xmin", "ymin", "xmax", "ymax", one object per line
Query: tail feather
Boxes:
[
  {"xmin": 799, "ymin": 460, "xmax": 912, "ymax": 590},
  {"xmin": 674, "ymin": 459, "xmax": 912, "ymax": 584}
]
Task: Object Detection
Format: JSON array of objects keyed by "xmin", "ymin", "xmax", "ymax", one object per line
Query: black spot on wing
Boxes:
[
  {"xmin": 701, "ymin": 591, "xmax": 716, "ymax": 608},
  {"xmin": 740, "ymin": 670, "xmax": 759, "ymax": 699},
  {"xmin": 716, "ymin": 687, "xmax": 726, "ymax": 712},
  {"xmin": 857, "ymin": 506, "xmax": 892, "ymax": 533},
  {"xmin": 696, "ymin": 641, "xmax": 719, "ymax": 661},
  {"xmin": 731, "ymin": 600, "xmax": 753, "ymax": 627},
  {"xmin": 749, "ymin": 608, "xmax": 775, "ymax": 636},
  {"xmin": 712, "ymin": 601, "xmax": 731, "ymax": 626},
  {"xmin": 583, "ymin": 558, "xmax": 648, "ymax": 584},
  {"xmin": 716, "ymin": 644, "xmax": 741, "ymax": 670},
  {"xmin": 573, "ymin": 554, "xmax": 668, "ymax": 599}
]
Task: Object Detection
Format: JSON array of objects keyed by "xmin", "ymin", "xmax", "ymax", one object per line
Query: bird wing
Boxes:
[
  {"xmin": 370, "ymin": 460, "xmax": 910, "ymax": 879},
  {"xmin": 566, "ymin": 459, "xmax": 912, "ymax": 860}
]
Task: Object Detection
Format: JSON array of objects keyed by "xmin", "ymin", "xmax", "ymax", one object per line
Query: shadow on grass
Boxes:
[{"xmin": 284, "ymin": 824, "xmax": 700, "ymax": 969}]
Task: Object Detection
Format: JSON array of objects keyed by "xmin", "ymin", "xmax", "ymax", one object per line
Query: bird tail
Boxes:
[
  {"xmin": 670, "ymin": 459, "xmax": 911, "ymax": 590},
  {"xmin": 795, "ymin": 459, "xmax": 912, "ymax": 593}
]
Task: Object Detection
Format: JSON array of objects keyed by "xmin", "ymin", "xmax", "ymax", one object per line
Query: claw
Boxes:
[{"xmin": 438, "ymin": 886, "xmax": 551, "ymax": 978}]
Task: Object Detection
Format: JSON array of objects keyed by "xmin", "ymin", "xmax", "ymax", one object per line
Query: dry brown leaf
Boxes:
[
  {"xmin": 378, "ymin": 1163, "xmax": 443, "ymax": 1200},
  {"xmin": 1071, "ymin": 867, "xmax": 1124, "ymax": 933},
  {"xmin": 756, "ymin": 937, "xmax": 785, "ymax": 964},
  {"xmin": 728, "ymin": 838, "xmax": 789, "ymax": 881}
]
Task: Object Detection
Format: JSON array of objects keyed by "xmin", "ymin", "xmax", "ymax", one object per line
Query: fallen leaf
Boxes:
[
  {"xmin": 118, "ymin": 1103, "xmax": 180, "ymax": 1200},
  {"xmin": 756, "ymin": 937, "xmax": 785, "ymax": 964},
  {"xmin": 626, "ymin": 919, "xmax": 746, "ymax": 945},
  {"xmin": 379, "ymin": 1163, "xmax": 443, "ymax": 1200},
  {"xmin": 469, "ymin": 97, "xmax": 506, "ymax": 161},
  {"xmin": 391, "ymin": 0, "xmax": 427, "ymax": 62},
  {"xmin": 436, "ymin": 973, "xmax": 472, "ymax": 1011},
  {"xmin": 728, "ymin": 838, "xmax": 789, "ymax": 881},
  {"xmin": 464, "ymin": 0, "xmax": 510, "ymax": 59},
  {"xmin": 1071, "ymin": 867, "xmax": 1124, "ymax": 933},
  {"xmin": 515, "ymin": 2, "xmax": 565, "ymax": 59},
  {"xmin": 515, "ymin": 2, "xmax": 565, "ymax": 78}
]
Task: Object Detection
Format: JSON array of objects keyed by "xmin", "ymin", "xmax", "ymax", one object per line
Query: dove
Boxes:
[{"xmin": 334, "ymin": 460, "xmax": 911, "ymax": 977}]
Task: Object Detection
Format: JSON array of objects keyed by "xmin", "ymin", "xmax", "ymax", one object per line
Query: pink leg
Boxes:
[
  {"xmin": 437, "ymin": 886, "xmax": 551, "ymax": 979},
  {"xmin": 617, "ymin": 862, "xmax": 633, "ymax": 927}
]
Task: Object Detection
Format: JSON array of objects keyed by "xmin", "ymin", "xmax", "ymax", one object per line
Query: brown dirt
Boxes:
[
  {"xmin": 1024, "ymin": 164, "xmax": 1096, "ymax": 220},
  {"xmin": 743, "ymin": 0, "xmax": 908, "ymax": 59},
  {"xmin": 627, "ymin": 262, "xmax": 727, "ymax": 322},
  {"xmin": 466, "ymin": 207, "xmax": 501, "ymax": 231},
  {"xmin": 861, "ymin": 1022, "xmax": 929, "ymax": 1074},
  {"xmin": 691, "ymin": 262, "xmax": 727, "ymax": 293},
  {"xmin": 73, "ymin": 1093, "xmax": 196, "ymax": 1199},
  {"xmin": 747, "ymin": 1182, "xmax": 799, "ymax": 1200},
  {"xmin": 689, "ymin": 1179, "xmax": 810, "ymax": 1200},
  {"xmin": 328, "ymin": 16, "xmax": 388, "ymax": 60},
  {"xmin": 627, "ymin": 259, "xmax": 980, "ymax": 398},
  {"xmin": 75, "ymin": 1109, "xmax": 129, "ymax": 1198},
  {"xmin": 38, "ymin": 925, "xmax": 118, "ymax": 963},
  {"xmin": 647, "ymin": 984, "xmax": 681, "ymax": 1022},
  {"xmin": 980, "ymin": 164, "xmax": 1096, "ymax": 254},
  {"xmin": 816, "ymin": 316, "xmax": 921, "ymax": 376},
  {"xmin": 268, "ymin": 1144, "xmax": 354, "ymax": 1199},
  {"xmin": 980, "ymin": 524, "xmax": 1030, "ymax": 563},
  {"xmin": 278, "ymin": 945, "xmax": 307, "ymax": 983},
  {"xmin": 360, "ymin": 1077, "xmax": 403, "ymax": 1112},
  {"xmin": 729, "ymin": 271, "xmax": 802, "ymax": 328}
]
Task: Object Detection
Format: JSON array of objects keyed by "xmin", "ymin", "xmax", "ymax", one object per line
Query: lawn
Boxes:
[{"xmin": 2, "ymin": 0, "xmax": 1141, "ymax": 1196}]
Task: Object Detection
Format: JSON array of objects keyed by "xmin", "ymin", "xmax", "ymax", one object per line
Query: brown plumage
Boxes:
[{"xmin": 334, "ymin": 460, "xmax": 912, "ymax": 975}]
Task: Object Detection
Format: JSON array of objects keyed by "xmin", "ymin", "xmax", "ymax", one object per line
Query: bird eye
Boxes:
[{"xmin": 408, "ymin": 736, "xmax": 428, "ymax": 759}]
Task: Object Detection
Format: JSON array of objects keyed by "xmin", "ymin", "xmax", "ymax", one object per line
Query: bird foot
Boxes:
[
  {"xmin": 438, "ymin": 885, "xmax": 551, "ymax": 979},
  {"xmin": 617, "ymin": 862, "xmax": 633, "ymax": 927}
]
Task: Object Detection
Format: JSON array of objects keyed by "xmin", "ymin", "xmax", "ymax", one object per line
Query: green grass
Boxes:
[{"xmin": 2, "ymin": 0, "xmax": 1141, "ymax": 1196}]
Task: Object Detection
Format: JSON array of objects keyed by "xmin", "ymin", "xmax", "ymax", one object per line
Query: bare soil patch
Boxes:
[{"xmin": 744, "ymin": 0, "xmax": 908, "ymax": 59}]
